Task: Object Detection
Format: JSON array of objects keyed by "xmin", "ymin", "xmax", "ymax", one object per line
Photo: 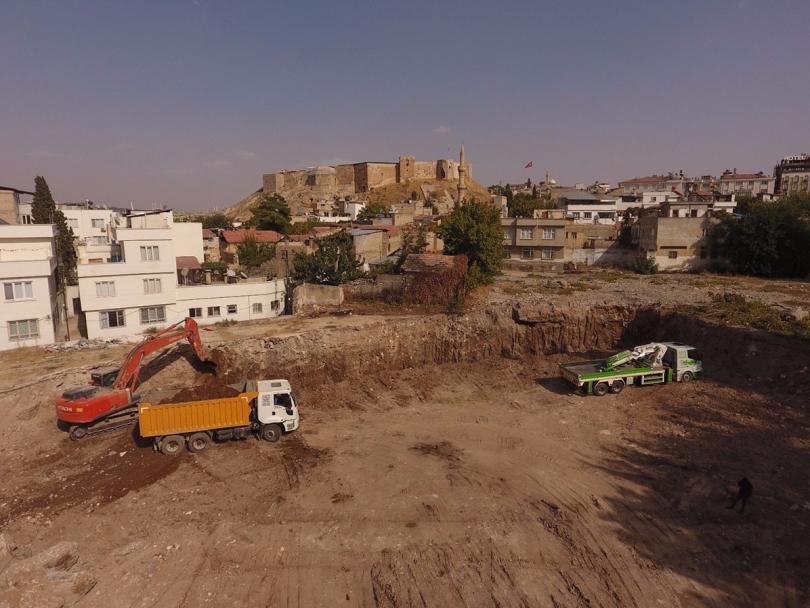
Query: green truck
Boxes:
[{"xmin": 559, "ymin": 342, "xmax": 703, "ymax": 396}]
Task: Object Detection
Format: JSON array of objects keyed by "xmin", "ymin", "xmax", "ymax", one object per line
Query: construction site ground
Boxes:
[{"xmin": 0, "ymin": 272, "xmax": 808, "ymax": 607}]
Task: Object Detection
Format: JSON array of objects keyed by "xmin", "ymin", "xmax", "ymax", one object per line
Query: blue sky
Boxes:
[{"xmin": 2, "ymin": 0, "xmax": 808, "ymax": 211}]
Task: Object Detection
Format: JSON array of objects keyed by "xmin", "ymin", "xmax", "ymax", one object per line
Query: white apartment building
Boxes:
[
  {"xmin": 77, "ymin": 210, "xmax": 286, "ymax": 340},
  {"xmin": 718, "ymin": 172, "xmax": 775, "ymax": 197},
  {"xmin": 0, "ymin": 224, "xmax": 60, "ymax": 351}
]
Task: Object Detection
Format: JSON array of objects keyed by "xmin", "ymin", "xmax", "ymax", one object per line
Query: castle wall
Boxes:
[
  {"xmin": 414, "ymin": 161, "xmax": 437, "ymax": 179},
  {"xmin": 399, "ymin": 157, "xmax": 416, "ymax": 181},
  {"xmin": 438, "ymin": 159, "xmax": 459, "ymax": 181},
  {"xmin": 263, "ymin": 173, "xmax": 285, "ymax": 193},
  {"xmin": 336, "ymin": 165, "xmax": 356, "ymax": 188},
  {"xmin": 366, "ymin": 163, "xmax": 398, "ymax": 189}
]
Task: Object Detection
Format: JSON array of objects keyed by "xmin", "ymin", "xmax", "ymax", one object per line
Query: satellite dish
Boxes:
[
  {"xmin": 181, "ymin": 268, "xmax": 189, "ymax": 277},
  {"xmin": 226, "ymin": 269, "xmax": 236, "ymax": 277}
]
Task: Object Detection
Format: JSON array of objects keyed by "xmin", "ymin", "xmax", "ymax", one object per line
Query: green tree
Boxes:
[
  {"xmin": 357, "ymin": 201, "xmax": 388, "ymax": 220},
  {"xmin": 435, "ymin": 197, "xmax": 504, "ymax": 287},
  {"xmin": 236, "ymin": 233, "xmax": 275, "ymax": 269},
  {"xmin": 632, "ymin": 253, "xmax": 659, "ymax": 275},
  {"xmin": 292, "ymin": 230, "xmax": 364, "ymax": 285},
  {"xmin": 31, "ymin": 176, "xmax": 77, "ymax": 286},
  {"xmin": 505, "ymin": 184, "xmax": 514, "ymax": 209},
  {"xmin": 287, "ymin": 219, "xmax": 334, "ymax": 235},
  {"xmin": 710, "ymin": 194, "xmax": 810, "ymax": 277},
  {"xmin": 199, "ymin": 213, "xmax": 231, "ymax": 229},
  {"xmin": 247, "ymin": 193, "xmax": 292, "ymax": 233},
  {"xmin": 394, "ymin": 224, "xmax": 429, "ymax": 272}
]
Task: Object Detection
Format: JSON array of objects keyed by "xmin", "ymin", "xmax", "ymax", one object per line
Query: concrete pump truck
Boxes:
[{"xmin": 56, "ymin": 317, "xmax": 205, "ymax": 440}]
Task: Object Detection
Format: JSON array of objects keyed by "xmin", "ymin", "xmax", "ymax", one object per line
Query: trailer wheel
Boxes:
[
  {"xmin": 160, "ymin": 435, "xmax": 185, "ymax": 456},
  {"xmin": 593, "ymin": 382, "xmax": 609, "ymax": 397},
  {"xmin": 261, "ymin": 424, "xmax": 282, "ymax": 443},
  {"xmin": 187, "ymin": 432, "xmax": 210, "ymax": 453},
  {"xmin": 681, "ymin": 371, "xmax": 693, "ymax": 383},
  {"xmin": 69, "ymin": 426, "xmax": 88, "ymax": 441},
  {"xmin": 610, "ymin": 380, "xmax": 625, "ymax": 394}
]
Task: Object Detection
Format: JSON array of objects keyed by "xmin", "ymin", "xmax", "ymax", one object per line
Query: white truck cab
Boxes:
[
  {"xmin": 256, "ymin": 379, "xmax": 300, "ymax": 434},
  {"xmin": 659, "ymin": 342, "xmax": 703, "ymax": 382}
]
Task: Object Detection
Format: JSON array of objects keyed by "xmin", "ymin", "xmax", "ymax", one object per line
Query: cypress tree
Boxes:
[{"xmin": 31, "ymin": 176, "xmax": 77, "ymax": 286}]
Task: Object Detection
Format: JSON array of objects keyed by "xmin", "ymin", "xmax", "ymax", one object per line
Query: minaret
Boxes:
[{"xmin": 457, "ymin": 145, "xmax": 468, "ymax": 205}]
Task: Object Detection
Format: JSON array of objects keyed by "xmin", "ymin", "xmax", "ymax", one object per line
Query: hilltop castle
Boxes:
[{"xmin": 262, "ymin": 154, "xmax": 473, "ymax": 200}]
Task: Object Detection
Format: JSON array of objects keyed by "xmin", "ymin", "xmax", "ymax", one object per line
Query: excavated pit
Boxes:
[{"xmin": 204, "ymin": 301, "xmax": 809, "ymax": 405}]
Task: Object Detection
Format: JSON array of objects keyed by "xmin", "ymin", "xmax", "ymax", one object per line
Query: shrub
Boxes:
[{"xmin": 632, "ymin": 254, "xmax": 659, "ymax": 275}]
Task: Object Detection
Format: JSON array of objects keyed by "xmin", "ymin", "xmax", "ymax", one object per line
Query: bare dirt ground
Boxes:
[{"xmin": 0, "ymin": 272, "xmax": 808, "ymax": 607}]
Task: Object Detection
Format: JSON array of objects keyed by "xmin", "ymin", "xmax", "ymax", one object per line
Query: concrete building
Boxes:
[
  {"xmin": 632, "ymin": 213, "xmax": 718, "ymax": 271},
  {"xmin": 220, "ymin": 229, "xmax": 283, "ymax": 265},
  {"xmin": 773, "ymin": 154, "xmax": 810, "ymax": 195},
  {"xmin": 202, "ymin": 229, "xmax": 221, "ymax": 263},
  {"xmin": 0, "ymin": 224, "xmax": 60, "ymax": 350},
  {"xmin": 718, "ymin": 171, "xmax": 775, "ymax": 197},
  {"xmin": 556, "ymin": 191, "xmax": 618, "ymax": 225},
  {"xmin": 0, "ymin": 186, "xmax": 34, "ymax": 225},
  {"xmin": 502, "ymin": 212, "xmax": 567, "ymax": 262},
  {"xmin": 76, "ymin": 212, "xmax": 285, "ymax": 340}
]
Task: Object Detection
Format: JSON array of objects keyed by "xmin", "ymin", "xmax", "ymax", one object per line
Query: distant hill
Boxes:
[{"xmin": 223, "ymin": 178, "xmax": 491, "ymax": 222}]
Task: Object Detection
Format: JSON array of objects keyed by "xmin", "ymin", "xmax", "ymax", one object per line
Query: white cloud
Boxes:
[
  {"xmin": 203, "ymin": 159, "xmax": 233, "ymax": 169},
  {"xmin": 432, "ymin": 126, "xmax": 451, "ymax": 135},
  {"xmin": 228, "ymin": 150, "xmax": 258, "ymax": 160}
]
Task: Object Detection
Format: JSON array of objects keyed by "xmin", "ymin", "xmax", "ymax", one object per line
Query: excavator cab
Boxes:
[{"xmin": 91, "ymin": 369, "xmax": 120, "ymax": 387}]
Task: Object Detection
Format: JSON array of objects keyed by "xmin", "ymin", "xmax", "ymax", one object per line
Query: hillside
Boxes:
[{"xmin": 223, "ymin": 178, "xmax": 491, "ymax": 222}]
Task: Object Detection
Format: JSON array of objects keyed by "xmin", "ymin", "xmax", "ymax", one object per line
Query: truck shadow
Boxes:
[
  {"xmin": 587, "ymin": 310, "xmax": 810, "ymax": 606},
  {"xmin": 534, "ymin": 376, "xmax": 575, "ymax": 395}
]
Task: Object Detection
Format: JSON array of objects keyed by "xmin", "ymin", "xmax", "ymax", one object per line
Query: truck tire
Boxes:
[
  {"xmin": 681, "ymin": 371, "xmax": 693, "ymax": 383},
  {"xmin": 69, "ymin": 426, "xmax": 88, "ymax": 441},
  {"xmin": 160, "ymin": 435, "xmax": 185, "ymax": 456},
  {"xmin": 610, "ymin": 380, "xmax": 625, "ymax": 394},
  {"xmin": 261, "ymin": 423, "xmax": 282, "ymax": 443},
  {"xmin": 593, "ymin": 382, "xmax": 609, "ymax": 397},
  {"xmin": 187, "ymin": 432, "xmax": 210, "ymax": 453}
]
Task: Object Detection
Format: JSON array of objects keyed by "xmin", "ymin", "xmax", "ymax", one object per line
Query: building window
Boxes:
[
  {"xmin": 519, "ymin": 229, "xmax": 533, "ymax": 240},
  {"xmin": 140, "ymin": 246, "xmax": 159, "ymax": 261},
  {"xmin": 668, "ymin": 251, "xmax": 678, "ymax": 259},
  {"xmin": 227, "ymin": 304, "xmax": 237, "ymax": 314},
  {"xmin": 3, "ymin": 281, "xmax": 34, "ymax": 301},
  {"xmin": 583, "ymin": 212, "xmax": 592, "ymax": 219},
  {"xmin": 139, "ymin": 306, "xmax": 166, "ymax": 324},
  {"xmin": 189, "ymin": 307, "xmax": 202, "ymax": 318},
  {"xmin": 521, "ymin": 248, "xmax": 534, "ymax": 259},
  {"xmin": 542, "ymin": 228, "xmax": 556, "ymax": 240},
  {"xmin": 207, "ymin": 306, "xmax": 221, "ymax": 317},
  {"xmin": 21, "ymin": 215, "xmax": 33, "ymax": 224},
  {"xmin": 503, "ymin": 228, "xmax": 513, "ymax": 240},
  {"xmin": 8, "ymin": 319, "xmax": 39, "ymax": 341},
  {"xmin": 143, "ymin": 278, "xmax": 162, "ymax": 294},
  {"xmin": 571, "ymin": 212, "xmax": 581, "ymax": 219},
  {"xmin": 67, "ymin": 218, "xmax": 79, "ymax": 230},
  {"xmin": 271, "ymin": 300, "xmax": 280, "ymax": 311},
  {"xmin": 571, "ymin": 232, "xmax": 578, "ymax": 239},
  {"xmin": 99, "ymin": 310, "xmax": 125, "ymax": 329},
  {"xmin": 89, "ymin": 236, "xmax": 107, "ymax": 245},
  {"xmin": 252, "ymin": 302, "xmax": 263, "ymax": 314},
  {"xmin": 91, "ymin": 219, "xmax": 105, "ymax": 228},
  {"xmin": 650, "ymin": 197, "xmax": 656, "ymax": 203},
  {"xmin": 541, "ymin": 248, "xmax": 555, "ymax": 260},
  {"xmin": 95, "ymin": 281, "xmax": 116, "ymax": 297}
]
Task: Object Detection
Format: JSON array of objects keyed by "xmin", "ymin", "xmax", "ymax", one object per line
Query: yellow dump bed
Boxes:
[{"xmin": 138, "ymin": 392, "xmax": 258, "ymax": 438}]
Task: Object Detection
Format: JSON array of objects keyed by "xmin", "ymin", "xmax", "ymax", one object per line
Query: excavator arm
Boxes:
[{"xmin": 112, "ymin": 317, "xmax": 204, "ymax": 392}]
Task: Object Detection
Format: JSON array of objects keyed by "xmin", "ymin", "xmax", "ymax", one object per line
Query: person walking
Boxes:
[{"xmin": 727, "ymin": 477, "xmax": 753, "ymax": 514}]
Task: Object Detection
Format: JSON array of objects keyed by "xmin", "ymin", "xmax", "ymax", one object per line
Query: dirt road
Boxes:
[{"xmin": 0, "ymin": 275, "xmax": 807, "ymax": 607}]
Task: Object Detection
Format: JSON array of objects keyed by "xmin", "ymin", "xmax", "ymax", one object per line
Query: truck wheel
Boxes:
[
  {"xmin": 261, "ymin": 424, "xmax": 282, "ymax": 443},
  {"xmin": 187, "ymin": 432, "xmax": 210, "ymax": 453},
  {"xmin": 160, "ymin": 435, "xmax": 185, "ymax": 456},
  {"xmin": 593, "ymin": 382, "xmax": 609, "ymax": 397},
  {"xmin": 681, "ymin": 371, "xmax": 693, "ymax": 383},
  {"xmin": 610, "ymin": 380, "xmax": 625, "ymax": 394},
  {"xmin": 69, "ymin": 426, "xmax": 88, "ymax": 441}
]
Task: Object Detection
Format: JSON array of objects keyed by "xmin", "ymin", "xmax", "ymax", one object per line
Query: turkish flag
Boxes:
[{"xmin": 524, "ymin": 161, "xmax": 533, "ymax": 168}]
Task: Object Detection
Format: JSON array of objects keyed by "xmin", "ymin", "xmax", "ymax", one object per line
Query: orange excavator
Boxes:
[{"xmin": 56, "ymin": 317, "xmax": 205, "ymax": 440}]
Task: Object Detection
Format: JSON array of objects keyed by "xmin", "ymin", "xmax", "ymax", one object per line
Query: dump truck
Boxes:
[
  {"xmin": 137, "ymin": 379, "xmax": 299, "ymax": 455},
  {"xmin": 559, "ymin": 342, "xmax": 702, "ymax": 396}
]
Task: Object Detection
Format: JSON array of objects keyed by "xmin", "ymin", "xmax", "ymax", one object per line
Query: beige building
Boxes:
[
  {"xmin": 718, "ymin": 171, "xmax": 775, "ymax": 197},
  {"xmin": 502, "ymin": 213, "xmax": 567, "ymax": 262},
  {"xmin": 0, "ymin": 186, "xmax": 34, "ymax": 225},
  {"xmin": 632, "ymin": 214, "xmax": 718, "ymax": 271},
  {"xmin": 774, "ymin": 154, "xmax": 810, "ymax": 195}
]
